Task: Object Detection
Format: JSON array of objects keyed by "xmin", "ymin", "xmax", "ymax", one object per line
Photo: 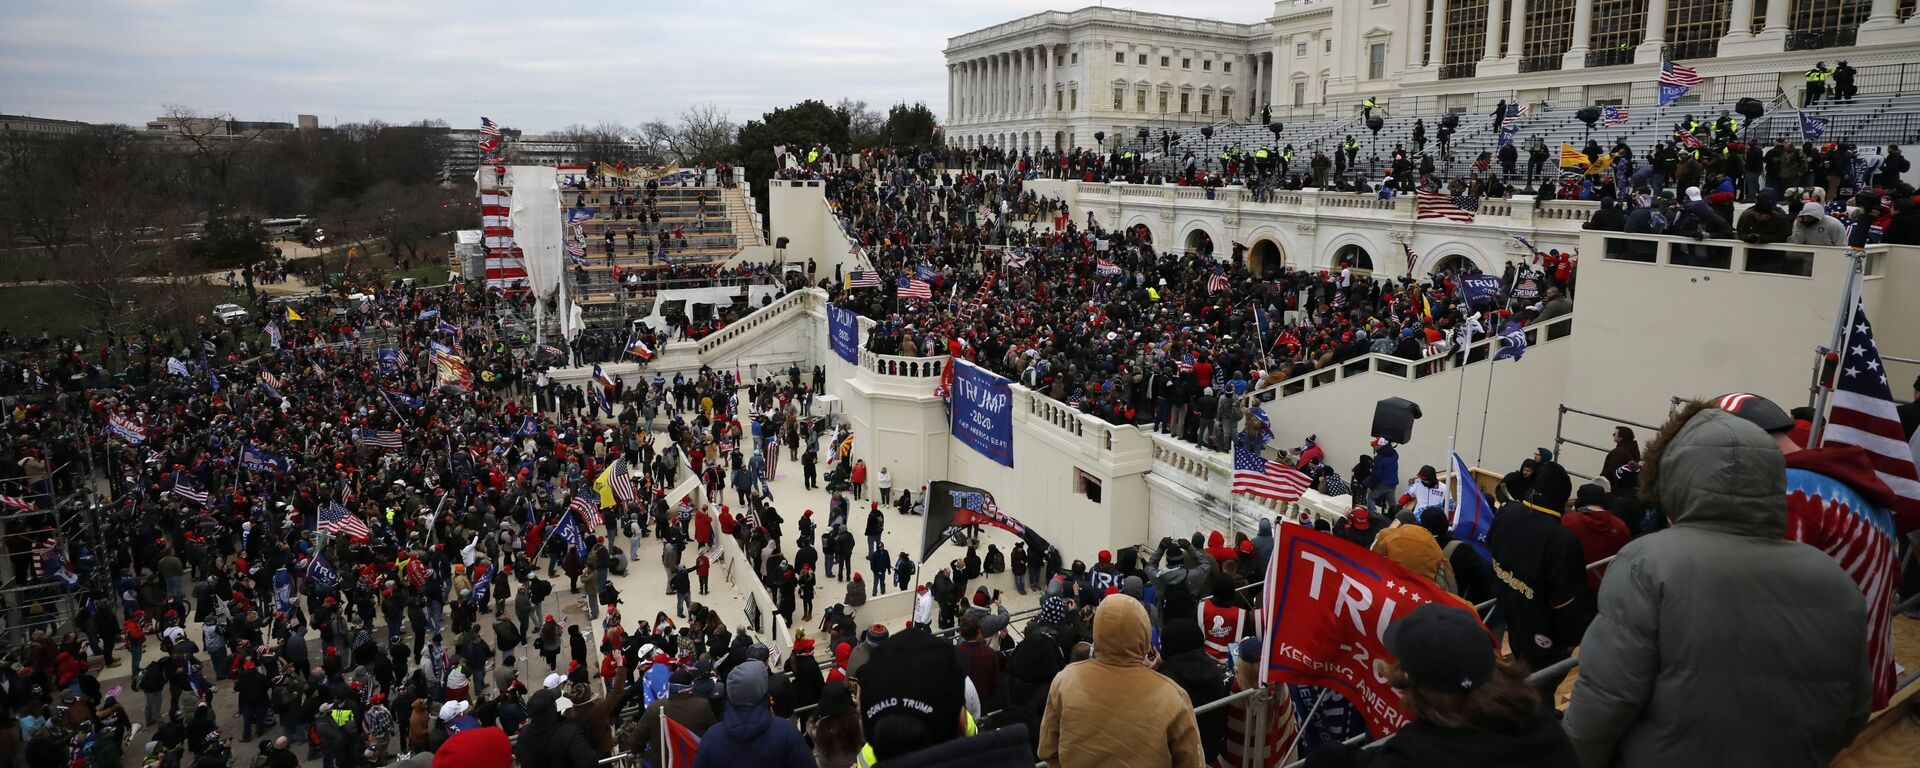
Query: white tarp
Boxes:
[{"xmin": 508, "ymin": 166, "xmax": 563, "ymax": 299}]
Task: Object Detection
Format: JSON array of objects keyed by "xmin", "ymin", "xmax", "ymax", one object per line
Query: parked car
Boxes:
[{"xmin": 212, "ymin": 303, "xmax": 249, "ymax": 324}]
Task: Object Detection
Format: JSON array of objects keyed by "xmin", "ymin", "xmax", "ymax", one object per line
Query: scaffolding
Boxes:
[{"xmin": 0, "ymin": 462, "xmax": 102, "ymax": 647}]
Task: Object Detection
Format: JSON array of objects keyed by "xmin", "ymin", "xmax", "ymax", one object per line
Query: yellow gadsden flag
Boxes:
[
  {"xmin": 286, "ymin": 307, "xmax": 303, "ymax": 322},
  {"xmin": 592, "ymin": 464, "xmax": 617, "ymax": 509}
]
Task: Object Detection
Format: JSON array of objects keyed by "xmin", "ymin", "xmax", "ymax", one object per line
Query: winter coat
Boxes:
[
  {"xmin": 1789, "ymin": 202, "xmax": 1847, "ymax": 246},
  {"xmin": 513, "ymin": 689, "xmax": 599, "ymax": 768},
  {"xmin": 630, "ymin": 693, "xmax": 716, "ymax": 768},
  {"xmin": 1560, "ymin": 508, "xmax": 1630, "ymax": 593},
  {"xmin": 1486, "ymin": 496, "xmax": 1591, "ymax": 667},
  {"xmin": 1302, "ymin": 711, "xmax": 1575, "ymax": 768},
  {"xmin": 1366, "ymin": 447, "xmax": 1398, "ymax": 491},
  {"xmin": 1038, "ymin": 594, "xmax": 1204, "ymax": 768},
  {"xmin": 1784, "ymin": 445, "xmax": 1905, "ymax": 709},
  {"xmin": 690, "ymin": 698, "xmax": 813, "ymax": 768},
  {"xmin": 1563, "ymin": 409, "xmax": 1871, "ymax": 768}
]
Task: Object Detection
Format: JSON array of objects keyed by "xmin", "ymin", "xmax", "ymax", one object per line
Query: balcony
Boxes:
[
  {"xmin": 1518, "ymin": 54, "xmax": 1564, "ymax": 74},
  {"xmin": 1584, "ymin": 47, "xmax": 1637, "ymax": 69},
  {"xmin": 1666, "ymin": 41, "xmax": 1718, "ymax": 61},
  {"xmin": 1439, "ymin": 62, "xmax": 1479, "ymax": 80},
  {"xmin": 1786, "ymin": 28, "xmax": 1858, "ymax": 52}
]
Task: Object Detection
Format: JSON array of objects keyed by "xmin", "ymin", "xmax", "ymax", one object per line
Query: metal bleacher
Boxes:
[{"xmin": 1109, "ymin": 90, "xmax": 1920, "ymax": 182}]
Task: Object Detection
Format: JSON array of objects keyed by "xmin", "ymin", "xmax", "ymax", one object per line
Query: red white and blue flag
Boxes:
[
  {"xmin": 848, "ymin": 270, "xmax": 881, "ymax": 289},
  {"xmin": 1207, "ymin": 268, "xmax": 1229, "ymax": 295},
  {"xmin": 1415, "ymin": 189, "xmax": 1476, "ymax": 223},
  {"xmin": 897, "ymin": 275, "xmax": 932, "ymax": 300},
  {"xmin": 1232, "ymin": 442, "xmax": 1312, "ymax": 502},
  {"xmin": 662, "ymin": 711, "xmax": 701, "ymax": 768},
  {"xmin": 1601, "ymin": 105, "xmax": 1630, "ymax": 127},
  {"xmin": 1822, "ymin": 302, "xmax": 1920, "ymax": 528},
  {"xmin": 320, "ymin": 501, "xmax": 370, "ymax": 540},
  {"xmin": 479, "ymin": 117, "xmax": 501, "ymax": 137}
]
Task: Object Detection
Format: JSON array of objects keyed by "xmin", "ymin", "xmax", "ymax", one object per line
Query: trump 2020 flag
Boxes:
[
  {"xmin": 1260, "ymin": 523, "xmax": 1478, "ymax": 738},
  {"xmin": 1449, "ymin": 452, "xmax": 1493, "ymax": 561},
  {"xmin": 1492, "ymin": 321, "xmax": 1527, "ymax": 361},
  {"xmin": 307, "ymin": 551, "xmax": 343, "ymax": 593},
  {"xmin": 1799, "ymin": 111, "xmax": 1829, "ymax": 142}
]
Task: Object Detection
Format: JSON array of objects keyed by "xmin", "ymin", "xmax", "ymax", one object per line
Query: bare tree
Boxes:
[
  {"xmin": 60, "ymin": 159, "xmax": 185, "ymax": 338},
  {"xmin": 554, "ymin": 122, "xmax": 644, "ymax": 166},
  {"xmin": 674, "ymin": 103, "xmax": 738, "ymax": 164},
  {"xmin": 835, "ymin": 98, "xmax": 884, "ymax": 145},
  {"xmin": 161, "ymin": 104, "xmax": 265, "ymax": 207}
]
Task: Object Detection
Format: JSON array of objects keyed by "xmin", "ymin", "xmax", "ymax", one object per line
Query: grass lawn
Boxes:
[
  {"xmin": 0, "ymin": 251, "xmax": 58, "ymax": 284},
  {"xmin": 0, "ymin": 282, "xmax": 233, "ymax": 338}
]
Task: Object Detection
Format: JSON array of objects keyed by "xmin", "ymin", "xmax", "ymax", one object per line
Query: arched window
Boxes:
[
  {"xmin": 1185, "ymin": 229, "xmax": 1214, "ymax": 257},
  {"xmin": 1249, "ymin": 240, "xmax": 1284, "ymax": 277},
  {"xmin": 1334, "ymin": 244, "xmax": 1373, "ymax": 272}
]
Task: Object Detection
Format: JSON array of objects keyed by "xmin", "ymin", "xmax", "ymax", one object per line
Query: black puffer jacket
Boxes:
[
  {"xmin": 512, "ymin": 688, "xmax": 599, "ymax": 768},
  {"xmin": 1156, "ymin": 620, "xmax": 1230, "ymax": 762}
]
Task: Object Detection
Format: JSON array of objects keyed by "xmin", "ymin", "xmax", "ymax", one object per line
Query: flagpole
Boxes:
[
  {"xmin": 1476, "ymin": 358, "xmax": 1498, "ymax": 466},
  {"xmin": 1809, "ymin": 248, "xmax": 1867, "ymax": 446}
]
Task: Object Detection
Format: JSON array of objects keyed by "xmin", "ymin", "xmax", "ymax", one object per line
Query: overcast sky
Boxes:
[{"xmin": 2, "ymin": 0, "xmax": 1260, "ymax": 132}]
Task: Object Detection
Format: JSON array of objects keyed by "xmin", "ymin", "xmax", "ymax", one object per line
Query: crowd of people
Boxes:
[{"xmin": 809, "ymin": 145, "xmax": 1575, "ymax": 447}]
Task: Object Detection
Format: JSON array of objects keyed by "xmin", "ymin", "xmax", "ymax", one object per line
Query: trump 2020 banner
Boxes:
[
  {"xmin": 949, "ymin": 359, "xmax": 1013, "ymax": 467},
  {"xmin": 827, "ymin": 304, "xmax": 860, "ymax": 365},
  {"xmin": 1260, "ymin": 523, "xmax": 1475, "ymax": 738},
  {"xmin": 1459, "ymin": 274, "xmax": 1504, "ymax": 309}
]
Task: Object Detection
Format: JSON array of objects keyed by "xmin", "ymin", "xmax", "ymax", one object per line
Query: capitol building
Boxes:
[{"xmin": 943, "ymin": 0, "xmax": 1920, "ymax": 151}]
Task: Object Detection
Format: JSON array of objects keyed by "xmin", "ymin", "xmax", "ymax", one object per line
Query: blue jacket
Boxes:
[
  {"xmin": 1368, "ymin": 447, "xmax": 1399, "ymax": 490},
  {"xmin": 691, "ymin": 701, "xmax": 814, "ymax": 768}
]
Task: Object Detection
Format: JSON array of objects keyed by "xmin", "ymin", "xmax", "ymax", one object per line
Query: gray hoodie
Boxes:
[
  {"xmin": 1788, "ymin": 201, "xmax": 1847, "ymax": 246},
  {"xmin": 1563, "ymin": 408, "xmax": 1870, "ymax": 768}
]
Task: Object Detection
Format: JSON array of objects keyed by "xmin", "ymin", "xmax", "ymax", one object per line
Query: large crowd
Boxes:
[{"xmin": 810, "ymin": 146, "xmax": 1574, "ymax": 446}]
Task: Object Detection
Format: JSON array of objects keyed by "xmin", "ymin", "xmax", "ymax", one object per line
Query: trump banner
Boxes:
[
  {"xmin": 1260, "ymin": 523, "xmax": 1475, "ymax": 738},
  {"xmin": 949, "ymin": 359, "xmax": 1013, "ymax": 467},
  {"xmin": 1459, "ymin": 274, "xmax": 1504, "ymax": 309},
  {"xmin": 827, "ymin": 304, "xmax": 860, "ymax": 365},
  {"xmin": 922, "ymin": 481, "xmax": 1050, "ymax": 563}
]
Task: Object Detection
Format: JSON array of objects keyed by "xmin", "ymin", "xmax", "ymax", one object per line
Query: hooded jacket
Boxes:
[
  {"xmin": 1038, "ymin": 594, "xmax": 1204, "ymax": 768},
  {"xmin": 1789, "ymin": 201, "xmax": 1847, "ymax": 245},
  {"xmin": 1250, "ymin": 518, "xmax": 1276, "ymax": 577},
  {"xmin": 690, "ymin": 668, "xmax": 813, "ymax": 767},
  {"xmin": 1564, "ymin": 409, "xmax": 1871, "ymax": 768},
  {"xmin": 511, "ymin": 688, "xmax": 599, "ymax": 768}
]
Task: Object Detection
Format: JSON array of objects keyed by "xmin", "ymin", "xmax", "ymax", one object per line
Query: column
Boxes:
[
  {"xmin": 1725, "ymin": 0, "xmax": 1754, "ymax": 40},
  {"xmin": 990, "ymin": 54, "xmax": 1001, "ymax": 118},
  {"xmin": 1425, "ymin": 0, "xmax": 1449, "ymax": 69},
  {"xmin": 1506, "ymin": 0, "xmax": 1526, "ymax": 61},
  {"xmin": 1858, "ymin": 0, "xmax": 1903, "ymax": 43},
  {"xmin": 1042, "ymin": 45, "xmax": 1054, "ymax": 114},
  {"xmin": 1634, "ymin": 0, "xmax": 1667, "ymax": 63},
  {"xmin": 948, "ymin": 65, "xmax": 956, "ymax": 125},
  {"xmin": 1482, "ymin": 0, "xmax": 1505, "ymax": 63},
  {"xmin": 1015, "ymin": 49, "xmax": 1027, "ymax": 115},
  {"xmin": 1564, "ymin": 0, "xmax": 1594, "ymax": 66}
]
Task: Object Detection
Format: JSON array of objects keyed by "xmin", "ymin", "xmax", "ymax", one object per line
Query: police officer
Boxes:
[
  {"xmin": 1832, "ymin": 60, "xmax": 1856, "ymax": 103},
  {"xmin": 1803, "ymin": 62, "xmax": 1830, "ymax": 107}
]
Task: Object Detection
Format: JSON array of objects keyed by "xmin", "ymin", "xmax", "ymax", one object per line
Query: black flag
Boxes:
[{"xmin": 921, "ymin": 481, "xmax": 1051, "ymax": 563}]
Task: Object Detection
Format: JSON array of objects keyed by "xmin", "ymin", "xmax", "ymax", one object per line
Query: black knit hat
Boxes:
[{"xmin": 1528, "ymin": 461, "xmax": 1572, "ymax": 511}]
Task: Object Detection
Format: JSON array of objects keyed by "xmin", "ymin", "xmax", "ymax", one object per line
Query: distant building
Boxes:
[
  {"xmin": 0, "ymin": 114, "xmax": 94, "ymax": 140},
  {"xmin": 297, "ymin": 114, "xmax": 319, "ymax": 131},
  {"xmin": 143, "ymin": 115, "xmax": 295, "ymax": 140}
]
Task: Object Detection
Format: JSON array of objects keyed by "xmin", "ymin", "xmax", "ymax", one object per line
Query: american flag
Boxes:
[
  {"xmin": 896, "ymin": 276, "xmax": 932, "ymax": 300},
  {"xmin": 320, "ymin": 501, "xmax": 370, "ymax": 540},
  {"xmin": 1206, "ymin": 269, "xmax": 1229, "ymax": 295},
  {"xmin": 1066, "ymin": 391, "xmax": 1083, "ymax": 409},
  {"xmin": 848, "ymin": 270, "xmax": 882, "ymax": 289},
  {"xmin": 0, "ymin": 495, "xmax": 36, "ymax": 512},
  {"xmin": 1232, "ymin": 441, "xmax": 1312, "ymax": 502},
  {"xmin": 1175, "ymin": 353, "xmax": 1196, "ymax": 374},
  {"xmin": 1416, "ymin": 189, "xmax": 1477, "ymax": 222},
  {"xmin": 608, "ymin": 458, "xmax": 639, "ymax": 504},
  {"xmin": 1823, "ymin": 301, "xmax": 1920, "ymax": 527},
  {"xmin": 1601, "ymin": 105, "xmax": 1631, "ymax": 127},
  {"xmin": 569, "ymin": 487, "xmax": 602, "ymax": 533},
  {"xmin": 1658, "ymin": 58, "xmax": 1703, "ymax": 87},
  {"xmin": 356, "ymin": 428, "xmax": 404, "ymax": 450},
  {"xmin": 172, "ymin": 475, "xmax": 209, "ymax": 506},
  {"xmin": 1500, "ymin": 104, "xmax": 1529, "ymax": 131},
  {"xmin": 479, "ymin": 117, "xmax": 501, "ymax": 137},
  {"xmin": 565, "ymin": 240, "xmax": 586, "ymax": 257}
]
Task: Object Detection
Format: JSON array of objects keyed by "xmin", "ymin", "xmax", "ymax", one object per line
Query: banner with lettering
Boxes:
[
  {"xmin": 949, "ymin": 359, "xmax": 1013, "ymax": 467},
  {"xmin": 1260, "ymin": 523, "xmax": 1476, "ymax": 738},
  {"xmin": 827, "ymin": 304, "xmax": 860, "ymax": 365},
  {"xmin": 1459, "ymin": 274, "xmax": 1504, "ymax": 309}
]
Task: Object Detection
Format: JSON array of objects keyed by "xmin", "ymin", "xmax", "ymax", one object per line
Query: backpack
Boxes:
[{"xmin": 1434, "ymin": 541, "xmax": 1464, "ymax": 596}]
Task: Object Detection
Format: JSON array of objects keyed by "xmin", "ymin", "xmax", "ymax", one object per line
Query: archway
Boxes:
[
  {"xmin": 1130, "ymin": 223, "xmax": 1154, "ymax": 243},
  {"xmin": 1249, "ymin": 239, "xmax": 1283, "ymax": 278},
  {"xmin": 1432, "ymin": 253, "xmax": 1478, "ymax": 277},
  {"xmin": 1055, "ymin": 131, "xmax": 1067, "ymax": 151},
  {"xmin": 1185, "ymin": 228, "xmax": 1214, "ymax": 257},
  {"xmin": 1333, "ymin": 243, "xmax": 1373, "ymax": 272}
]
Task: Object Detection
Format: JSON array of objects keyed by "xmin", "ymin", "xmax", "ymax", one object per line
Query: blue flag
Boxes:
[
  {"xmin": 516, "ymin": 415, "xmax": 540, "ymax": 439},
  {"xmin": 385, "ymin": 390, "xmax": 422, "ymax": 411},
  {"xmin": 273, "ymin": 567, "xmax": 293, "ymax": 611},
  {"xmin": 377, "ymin": 348, "xmax": 403, "ymax": 374},
  {"xmin": 1459, "ymin": 274, "xmax": 1503, "ymax": 308},
  {"xmin": 1657, "ymin": 82, "xmax": 1690, "ymax": 107},
  {"xmin": 1492, "ymin": 321, "xmax": 1528, "ymax": 361},
  {"xmin": 471, "ymin": 568, "xmax": 494, "ymax": 604},
  {"xmin": 1799, "ymin": 112, "xmax": 1829, "ymax": 142},
  {"xmin": 551, "ymin": 506, "xmax": 587, "ymax": 557},
  {"xmin": 566, "ymin": 207, "xmax": 595, "ymax": 225},
  {"xmin": 307, "ymin": 551, "xmax": 343, "ymax": 593},
  {"xmin": 1254, "ymin": 306, "xmax": 1271, "ymax": 338},
  {"xmin": 241, "ymin": 445, "xmax": 289, "ymax": 474},
  {"xmin": 1450, "ymin": 452, "xmax": 1494, "ymax": 562}
]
